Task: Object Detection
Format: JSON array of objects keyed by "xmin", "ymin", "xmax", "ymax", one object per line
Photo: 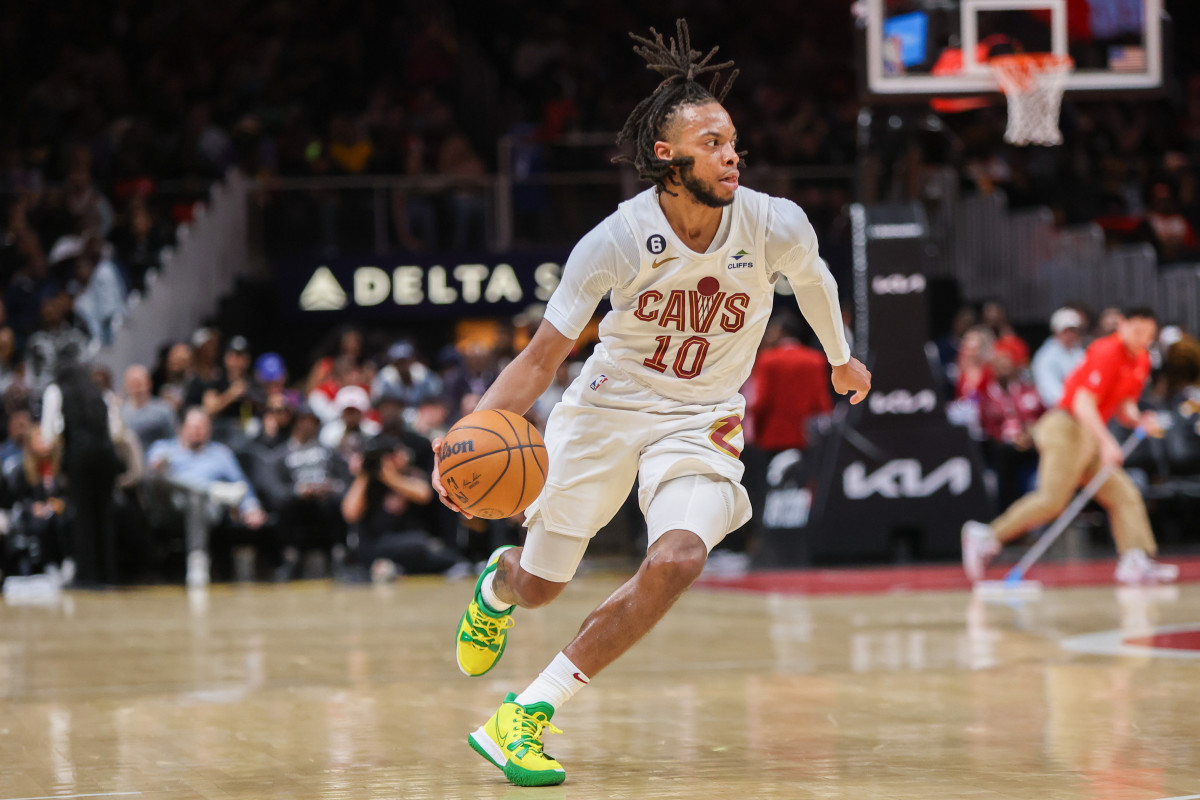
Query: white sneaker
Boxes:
[
  {"xmin": 187, "ymin": 551, "xmax": 210, "ymax": 588},
  {"xmin": 1115, "ymin": 549, "xmax": 1179, "ymax": 585},
  {"xmin": 371, "ymin": 558, "xmax": 398, "ymax": 584},
  {"xmin": 962, "ymin": 521, "xmax": 1001, "ymax": 582}
]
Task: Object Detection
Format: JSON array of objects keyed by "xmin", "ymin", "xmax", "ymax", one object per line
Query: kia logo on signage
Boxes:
[
  {"xmin": 871, "ymin": 274, "xmax": 926, "ymax": 295},
  {"xmin": 868, "ymin": 389, "xmax": 938, "ymax": 415},
  {"xmin": 843, "ymin": 458, "xmax": 971, "ymax": 499}
]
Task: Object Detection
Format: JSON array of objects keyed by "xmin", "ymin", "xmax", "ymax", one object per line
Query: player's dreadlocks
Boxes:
[{"xmin": 614, "ymin": 19, "xmax": 741, "ymax": 195}]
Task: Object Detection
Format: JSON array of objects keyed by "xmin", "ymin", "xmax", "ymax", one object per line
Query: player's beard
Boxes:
[{"xmin": 678, "ymin": 162, "xmax": 734, "ymax": 208}]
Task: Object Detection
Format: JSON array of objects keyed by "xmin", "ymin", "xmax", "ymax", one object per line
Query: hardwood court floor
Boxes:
[{"xmin": 1, "ymin": 563, "xmax": 1199, "ymax": 800}]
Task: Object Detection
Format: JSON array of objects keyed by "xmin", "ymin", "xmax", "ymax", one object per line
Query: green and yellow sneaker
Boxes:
[
  {"xmin": 468, "ymin": 692, "xmax": 566, "ymax": 787},
  {"xmin": 456, "ymin": 545, "xmax": 515, "ymax": 677}
]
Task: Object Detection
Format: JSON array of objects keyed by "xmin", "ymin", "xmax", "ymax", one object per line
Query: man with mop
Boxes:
[{"xmin": 962, "ymin": 307, "xmax": 1178, "ymax": 586}]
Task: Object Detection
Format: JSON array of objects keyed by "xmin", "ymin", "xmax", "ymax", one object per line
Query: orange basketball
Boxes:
[{"xmin": 438, "ymin": 409, "xmax": 548, "ymax": 519}]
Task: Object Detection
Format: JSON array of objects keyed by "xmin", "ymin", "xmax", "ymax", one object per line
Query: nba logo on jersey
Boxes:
[{"xmin": 590, "ymin": 374, "xmax": 609, "ymax": 391}]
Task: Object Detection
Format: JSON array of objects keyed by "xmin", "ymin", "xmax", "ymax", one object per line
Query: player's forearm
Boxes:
[
  {"xmin": 791, "ymin": 265, "xmax": 850, "ymax": 366},
  {"xmin": 476, "ymin": 351, "xmax": 558, "ymax": 417}
]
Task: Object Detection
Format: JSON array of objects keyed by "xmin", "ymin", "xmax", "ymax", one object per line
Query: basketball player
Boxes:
[
  {"xmin": 435, "ymin": 21, "xmax": 871, "ymax": 787},
  {"xmin": 963, "ymin": 307, "xmax": 1178, "ymax": 586}
]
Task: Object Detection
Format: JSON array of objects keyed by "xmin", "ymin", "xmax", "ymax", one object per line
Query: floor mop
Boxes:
[{"xmin": 974, "ymin": 428, "xmax": 1147, "ymax": 601}]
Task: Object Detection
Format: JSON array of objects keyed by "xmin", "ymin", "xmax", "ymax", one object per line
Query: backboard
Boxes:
[{"xmin": 861, "ymin": 0, "xmax": 1164, "ymax": 99}]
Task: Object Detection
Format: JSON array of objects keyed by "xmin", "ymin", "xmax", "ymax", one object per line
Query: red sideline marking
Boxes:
[
  {"xmin": 1124, "ymin": 629, "xmax": 1200, "ymax": 651},
  {"xmin": 696, "ymin": 556, "xmax": 1200, "ymax": 597}
]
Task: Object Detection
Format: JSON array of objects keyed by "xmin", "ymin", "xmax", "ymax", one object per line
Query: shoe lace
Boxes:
[
  {"xmin": 507, "ymin": 709, "xmax": 562, "ymax": 760},
  {"xmin": 463, "ymin": 607, "xmax": 514, "ymax": 651}
]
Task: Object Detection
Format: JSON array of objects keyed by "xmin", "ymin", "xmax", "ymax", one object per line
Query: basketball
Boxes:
[{"xmin": 438, "ymin": 409, "xmax": 548, "ymax": 519}]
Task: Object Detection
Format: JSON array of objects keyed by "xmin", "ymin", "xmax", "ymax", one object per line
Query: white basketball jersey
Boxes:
[{"xmin": 598, "ymin": 187, "xmax": 776, "ymax": 404}]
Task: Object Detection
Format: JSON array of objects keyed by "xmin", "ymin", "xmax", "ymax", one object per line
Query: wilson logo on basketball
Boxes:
[{"xmin": 440, "ymin": 441, "xmax": 476, "ymax": 460}]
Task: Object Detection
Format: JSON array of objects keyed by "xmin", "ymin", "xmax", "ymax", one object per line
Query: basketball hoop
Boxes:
[{"xmin": 989, "ymin": 54, "xmax": 1073, "ymax": 146}]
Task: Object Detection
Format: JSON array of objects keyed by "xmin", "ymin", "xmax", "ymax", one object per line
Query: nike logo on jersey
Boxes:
[{"xmin": 651, "ymin": 256, "xmax": 679, "ymax": 270}]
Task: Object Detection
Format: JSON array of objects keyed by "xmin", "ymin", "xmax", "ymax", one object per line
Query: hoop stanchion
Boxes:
[{"xmin": 990, "ymin": 54, "xmax": 1073, "ymax": 147}]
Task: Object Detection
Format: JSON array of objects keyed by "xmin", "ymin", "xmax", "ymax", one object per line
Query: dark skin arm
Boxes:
[{"xmin": 431, "ymin": 320, "xmax": 576, "ymax": 516}]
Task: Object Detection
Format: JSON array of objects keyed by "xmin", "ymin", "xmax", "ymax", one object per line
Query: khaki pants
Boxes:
[{"xmin": 989, "ymin": 410, "xmax": 1156, "ymax": 555}]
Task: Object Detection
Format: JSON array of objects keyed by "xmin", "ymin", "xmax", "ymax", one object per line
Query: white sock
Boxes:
[
  {"xmin": 514, "ymin": 652, "xmax": 590, "ymax": 711},
  {"xmin": 479, "ymin": 572, "xmax": 513, "ymax": 614}
]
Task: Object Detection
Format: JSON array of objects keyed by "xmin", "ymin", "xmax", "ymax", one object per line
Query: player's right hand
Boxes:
[{"xmin": 431, "ymin": 438, "xmax": 474, "ymax": 519}]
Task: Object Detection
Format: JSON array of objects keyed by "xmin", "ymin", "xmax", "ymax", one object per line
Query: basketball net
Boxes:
[
  {"xmin": 990, "ymin": 54, "xmax": 1073, "ymax": 147},
  {"xmin": 695, "ymin": 293, "xmax": 717, "ymax": 321}
]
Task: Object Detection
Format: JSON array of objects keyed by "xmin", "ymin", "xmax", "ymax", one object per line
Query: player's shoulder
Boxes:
[
  {"xmin": 759, "ymin": 191, "xmax": 812, "ymax": 229},
  {"xmin": 754, "ymin": 191, "xmax": 817, "ymax": 258}
]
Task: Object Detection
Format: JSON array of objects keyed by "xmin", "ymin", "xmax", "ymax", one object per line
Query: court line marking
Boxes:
[
  {"xmin": 1152, "ymin": 795, "xmax": 1200, "ymax": 800},
  {"xmin": 1060, "ymin": 623, "xmax": 1200, "ymax": 661},
  {"xmin": 0, "ymin": 793, "xmax": 142, "ymax": 800}
]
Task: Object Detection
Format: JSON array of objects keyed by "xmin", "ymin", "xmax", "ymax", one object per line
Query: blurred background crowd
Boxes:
[{"xmin": 1, "ymin": 1, "xmax": 1200, "ymax": 587}]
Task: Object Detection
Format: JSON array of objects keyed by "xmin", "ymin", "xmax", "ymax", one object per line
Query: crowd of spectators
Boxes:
[
  {"xmin": 5, "ymin": 2, "xmax": 1198, "ymax": 261},
  {"xmin": 0, "ymin": 313, "xmax": 607, "ymax": 587}
]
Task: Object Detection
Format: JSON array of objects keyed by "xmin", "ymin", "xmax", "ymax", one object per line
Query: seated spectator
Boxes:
[
  {"xmin": 254, "ymin": 352, "xmax": 301, "ymax": 409},
  {"xmin": 0, "ymin": 406, "xmax": 32, "ymax": 476},
  {"xmin": 1, "ymin": 427, "xmax": 69, "ymax": 580},
  {"xmin": 955, "ymin": 326, "xmax": 995, "ymax": 401},
  {"xmin": 253, "ymin": 393, "xmax": 297, "ymax": 453},
  {"xmin": 121, "ymin": 364, "xmax": 177, "ymax": 453},
  {"xmin": 1031, "ymin": 307, "xmax": 1086, "ymax": 408},
  {"xmin": 308, "ymin": 354, "xmax": 369, "ymax": 424},
  {"xmin": 146, "ymin": 408, "xmax": 266, "ymax": 587},
  {"xmin": 982, "ymin": 300, "xmax": 1029, "ymax": 367},
  {"xmin": 978, "ymin": 351, "xmax": 1045, "ymax": 510},
  {"xmin": 320, "ymin": 385, "xmax": 381, "ymax": 459},
  {"xmin": 936, "ymin": 306, "xmax": 978, "ymax": 386},
  {"xmin": 154, "ymin": 341, "xmax": 194, "ymax": 412},
  {"xmin": 193, "ymin": 335, "xmax": 261, "ymax": 446},
  {"xmin": 258, "ymin": 405, "xmax": 349, "ymax": 581},
  {"xmin": 371, "ymin": 341, "xmax": 442, "ymax": 407},
  {"xmin": 340, "ymin": 434, "xmax": 466, "ymax": 580}
]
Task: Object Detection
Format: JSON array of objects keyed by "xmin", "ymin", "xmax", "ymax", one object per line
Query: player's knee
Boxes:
[
  {"xmin": 513, "ymin": 571, "xmax": 566, "ymax": 609},
  {"xmin": 644, "ymin": 531, "xmax": 708, "ymax": 588}
]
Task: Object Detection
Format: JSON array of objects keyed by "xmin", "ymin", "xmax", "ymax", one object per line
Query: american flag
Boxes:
[{"xmin": 1109, "ymin": 46, "xmax": 1147, "ymax": 72}]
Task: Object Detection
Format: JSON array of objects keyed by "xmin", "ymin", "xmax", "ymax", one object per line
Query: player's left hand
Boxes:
[{"xmin": 831, "ymin": 358, "xmax": 871, "ymax": 405}]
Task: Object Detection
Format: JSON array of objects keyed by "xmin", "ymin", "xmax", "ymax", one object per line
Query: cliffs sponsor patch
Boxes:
[{"xmin": 727, "ymin": 248, "xmax": 754, "ymax": 270}]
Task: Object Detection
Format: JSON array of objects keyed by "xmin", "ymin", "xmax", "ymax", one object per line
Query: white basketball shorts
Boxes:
[{"xmin": 520, "ymin": 349, "xmax": 752, "ymax": 582}]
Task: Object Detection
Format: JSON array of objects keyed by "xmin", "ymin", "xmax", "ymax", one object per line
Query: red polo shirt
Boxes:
[
  {"xmin": 747, "ymin": 341, "xmax": 832, "ymax": 451},
  {"xmin": 1059, "ymin": 333, "xmax": 1151, "ymax": 423}
]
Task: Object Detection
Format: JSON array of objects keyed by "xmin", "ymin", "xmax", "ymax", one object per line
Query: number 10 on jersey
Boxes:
[{"xmin": 644, "ymin": 335, "xmax": 711, "ymax": 380}]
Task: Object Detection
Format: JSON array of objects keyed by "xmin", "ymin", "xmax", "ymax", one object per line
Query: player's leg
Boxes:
[
  {"xmin": 1090, "ymin": 465, "xmax": 1180, "ymax": 584},
  {"xmin": 468, "ymin": 473, "xmax": 734, "ymax": 787},
  {"xmin": 456, "ymin": 395, "xmax": 642, "ymax": 679},
  {"xmin": 963, "ymin": 410, "xmax": 1088, "ymax": 579}
]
